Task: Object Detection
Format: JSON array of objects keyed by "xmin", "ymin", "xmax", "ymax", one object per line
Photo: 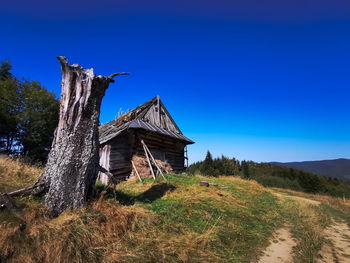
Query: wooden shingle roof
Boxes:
[{"xmin": 99, "ymin": 96, "xmax": 194, "ymax": 144}]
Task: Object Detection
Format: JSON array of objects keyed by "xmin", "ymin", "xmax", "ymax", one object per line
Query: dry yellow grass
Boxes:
[
  {"xmin": 268, "ymin": 187, "xmax": 349, "ymax": 263},
  {"xmin": 4, "ymin": 157, "xmax": 346, "ymax": 263},
  {"xmin": 0, "ymin": 158, "xmax": 223, "ymax": 263},
  {"xmin": 117, "ymin": 174, "xmax": 284, "ymax": 262},
  {"xmin": 0, "ymin": 202, "xmax": 154, "ymax": 263},
  {"xmin": 0, "ymin": 155, "xmax": 42, "ymax": 193},
  {"xmin": 286, "ymin": 200, "xmax": 330, "ymax": 263},
  {"xmin": 271, "ymin": 187, "xmax": 350, "ymax": 214},
  {"xmin": 168, "ymin": 184, "xmax": 247, "ymax": 208}
]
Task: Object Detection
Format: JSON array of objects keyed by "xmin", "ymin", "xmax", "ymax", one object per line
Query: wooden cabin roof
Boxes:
[{"xmin": 99, "ymin": 96, "xmax": 194, "ymax": 145}]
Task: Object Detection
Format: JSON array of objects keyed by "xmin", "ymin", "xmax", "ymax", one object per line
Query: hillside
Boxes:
[
  {"xmin": 272, "ymin": 158, "xmax": 350, "ymax": 182},
  {"xmin": 1, "ymin": 156, "xmax": 350, "ymax": 263},
  {"xmin": 188, "ymin": 154, "xmax": 350, "ymax": 198}
]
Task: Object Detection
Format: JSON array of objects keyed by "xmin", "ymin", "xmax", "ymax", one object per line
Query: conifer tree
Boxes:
[
  {"xmin": 241, "ymin": 160, "xmax": 250, "ymax": 178},
  {"xmin": 202, "ymin": 150, "xmax": 214, "ymax": 175}
]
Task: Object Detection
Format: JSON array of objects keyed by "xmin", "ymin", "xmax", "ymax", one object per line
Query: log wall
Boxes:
[
  {"xmin": 98, "ymin": 144, "xmax": 111, "ymax": 184},
  {"xmin": 101, "ymin": 130, "xmax": 187, "ymax": 183},
  {"xmin": 134, "ymin": 130, "xmax": 186, "ymax": 173},
  {"xmin": 107, "ymin": 131, "xmax": 135, "ymax": 179}
]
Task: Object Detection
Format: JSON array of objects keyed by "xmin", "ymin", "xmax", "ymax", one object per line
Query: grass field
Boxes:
[{"xmin": 0, "ymin": 156, "xmax": 349, "ymax": 263}]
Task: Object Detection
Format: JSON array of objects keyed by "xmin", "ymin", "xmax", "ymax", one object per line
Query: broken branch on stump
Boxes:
[
  {"xmin": 98, "ymin": 165, "xmax": 114, "ymax": 180},
  {"xmin": 108, "ymin": 72, "xmax": 130, "ymax": 82},
  {"xmin": 99, "ymin": 165, "xmax": 117, "ymax": 196}
]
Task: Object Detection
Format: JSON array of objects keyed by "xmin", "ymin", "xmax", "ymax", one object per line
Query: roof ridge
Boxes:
[
  {"xmin": 100, "ymin": 96, "xmax": 158, "ymax": 128},
  {"xmin": 99, "ymin": 96, "xmax": 194, "ymax": 145}
]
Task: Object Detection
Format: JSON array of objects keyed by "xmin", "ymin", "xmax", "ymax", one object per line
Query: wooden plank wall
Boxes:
[
  {"xmin": 134, "ymin": 130, "xmax": 186, "ymax": 173},
  {"xmin": 143, "ymin": 102, "xmax": 180, "ymax": 134},
  {"xmin": 98, "ymin": 144, "xmax": 111, "ymax": 184},
  {"xmin": 104, "ymin": 130, "xmax": 187, "ymax": 184},
  {"xmin": 108, "ymin": 131, "xmax": 135, "ymax": 178}
]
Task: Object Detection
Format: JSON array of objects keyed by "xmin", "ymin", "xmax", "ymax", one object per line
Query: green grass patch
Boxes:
[
  {"xmin": 277, "ymin": 198, "xmax": 331, "ymax": 263},
  {"xmin": 3, "ymin": 155, "xmax": 350, "ymax": 263},
  {"xmin": 319, "ymin": 203, "xmax": 350, "ymax": 226},
  {"xmin": 116, "ymin": 174, "xmax": 283, "ymax": 262}
]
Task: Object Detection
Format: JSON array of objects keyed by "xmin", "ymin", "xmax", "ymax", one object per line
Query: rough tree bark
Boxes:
[{"xmin": 1, "ymin": 57, "xmax": 128, "ymax": 217}]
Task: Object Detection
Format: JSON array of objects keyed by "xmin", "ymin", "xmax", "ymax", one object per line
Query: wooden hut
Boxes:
[{"xmin": 98, "ymin": 96, "xmax": 194, "ymax": 184}]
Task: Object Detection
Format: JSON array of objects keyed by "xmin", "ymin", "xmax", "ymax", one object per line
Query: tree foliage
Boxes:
[
  {"xmin": 0, "ymin": 61, "xmax": 19, "ymax": 152},
  {"xmin": 188, "ymin": 151, "xmax": 240, "ymax": 177},
  {"xmin": 0, "ymin": 61, "xmax": 59, "ymax": 163}
]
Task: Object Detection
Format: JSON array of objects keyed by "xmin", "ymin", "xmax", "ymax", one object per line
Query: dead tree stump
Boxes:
[{"xmin": 15, "ymin": 56, "xmax": 128, "ymax": 217}]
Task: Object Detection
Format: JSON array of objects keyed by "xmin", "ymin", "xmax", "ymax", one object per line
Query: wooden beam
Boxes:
[
  {"xmin": 131, "ymin": 160, "xmax": 143, "ymax": 183},
  {"xmin": 143, "ymin": 143, "xmax": 156, "ymax": 180},
  {"xmin": 141, "ymin": 140, "xmax": 167, "ymax": 181},
  {"xmin": 157, "ymin": 95, "xmax": 161, "ymax": 126}
]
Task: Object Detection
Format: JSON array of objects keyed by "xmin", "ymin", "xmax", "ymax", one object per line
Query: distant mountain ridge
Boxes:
[{"xmin": 272, "ymin": 158, "xmax": 350, "ymax": 182}]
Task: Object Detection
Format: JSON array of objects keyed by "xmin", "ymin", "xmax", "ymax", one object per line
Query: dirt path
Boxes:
[
  {"xmin": 273, "ymin": 192, "xmax": 321, "ymax": 206},
  {"xmin": 257, "ymin": 192, "xmax": 316, "ymax": 263},
  {"xmin": 258, "ymin": 227, "xmax": 296, "ymax": 263},
  {"xmin": 317, "ymin": 221, "xmax": 350, "ymax": 263},
  {"xmin": 265, "ymin": 191, "xmax": 350, "ymax": 262},
  {"xmin": 257, "ymin": 220, "xmax": 350, "ymax": 263}
]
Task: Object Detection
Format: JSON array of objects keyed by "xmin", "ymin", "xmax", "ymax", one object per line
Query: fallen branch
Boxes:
[
  {"xmin": 6, "ymin": 182, "xmax": 45, "ymax": 197},
  {"xmin": 98, "ymin": 165, "xmax": 119, "ymax": 199},
  {"xmin": 0, "ymin": 177, "xmax": 47, "ymax": 212}
]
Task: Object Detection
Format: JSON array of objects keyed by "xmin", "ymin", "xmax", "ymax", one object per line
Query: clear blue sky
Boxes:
[{"xmin": 1, "ymin": 0, "xmax": 350, "ymax": 163}]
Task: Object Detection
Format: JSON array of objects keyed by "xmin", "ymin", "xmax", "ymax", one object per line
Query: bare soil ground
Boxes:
[
  {"xmin": 258, "ymin": 227, "xmax": 296, "ymax": 263},
  {"xmin": 258, "ymin": 191, "xmax": 350, "ymax": 263},
  {"xmin": 317, "ymin": 221, "xmax": 350, "ymax": 263}
]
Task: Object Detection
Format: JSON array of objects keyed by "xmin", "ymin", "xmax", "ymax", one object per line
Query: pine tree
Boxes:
[
  {"xmin": 204, "ymin": 150, "xmax": 213, "ymax": 165},
  {"xmin": 202, "ymin": 150, "xmax": 214, "ymax": 175},
  {"xmin": 241, "ymin": 160, "xmax": 250, "ymax": 178}
]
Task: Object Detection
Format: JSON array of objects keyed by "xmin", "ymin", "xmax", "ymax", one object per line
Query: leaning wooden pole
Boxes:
[
  {"xmin": 131, "ymin": 160, "xmax": 143, "ymax": 182},
  {"xmin": 141, "ymin": 140, "xmax": 166, "ymax": 181},
  {"xmin": 0, "ymin": 57, "xmax": 129, "ymax": 217},
  {"xmin": 143, "ymin": 143, "xmax": 156, "ymax": 180}
]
